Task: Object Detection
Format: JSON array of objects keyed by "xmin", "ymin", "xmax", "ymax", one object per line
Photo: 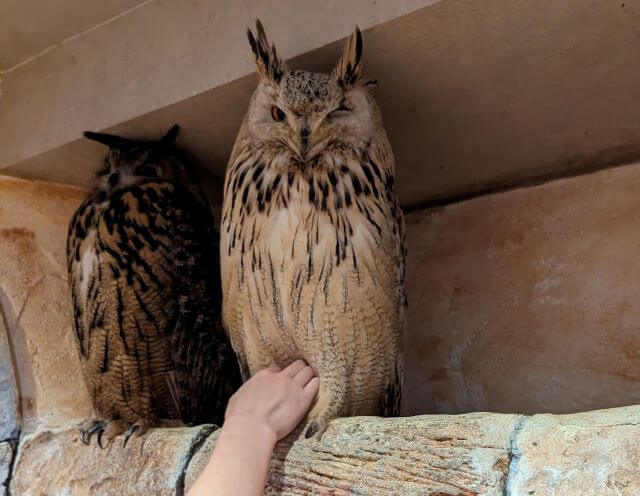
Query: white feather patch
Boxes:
[{"xmin": 79, "ymin": 242, "xmax": 97, "ymax": 300}]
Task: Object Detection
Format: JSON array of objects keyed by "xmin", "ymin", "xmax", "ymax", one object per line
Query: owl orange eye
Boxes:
[{"xmin": 271, "ymin": 106, "xmax": 286, "ymax": 122}]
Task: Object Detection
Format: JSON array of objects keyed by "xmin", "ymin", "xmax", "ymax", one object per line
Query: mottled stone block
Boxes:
[
  {"xmin": 0, "ymin": 177, "xmax": 92, "ymax": 430},
  {"xmin": 0, "ymin": 317, "xmax": 19, "ymax": 441},
  {"xmin": 0, "ymin": 442, "xmax": 12, "ymax": 493},
  {"xmin": 186, "ymin": 413, "xmax": 518, "ymax": 496},
  {"xmin": 10, "ymin": 425, "xmax": 214, "ymax": 496},
  {"xmin": 509, "ymin": 406, "xmax": 640, "ymax": 495}
]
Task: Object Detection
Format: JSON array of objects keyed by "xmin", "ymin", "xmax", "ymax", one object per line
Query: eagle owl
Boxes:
[
  {"xmin": 221, "ymin": 21, "xmax": 406, "ymax": 436},
  {"xmin": 67, "ymin": 125, "xmax": 241, "ymax": 446}
]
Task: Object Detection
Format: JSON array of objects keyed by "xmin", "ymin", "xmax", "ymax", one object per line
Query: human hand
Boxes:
[{"xmin": 224, "ymin": 360, "xmax": 319, "ymax": 442}]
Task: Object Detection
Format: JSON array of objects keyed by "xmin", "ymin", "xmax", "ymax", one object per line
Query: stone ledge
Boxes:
[
  {"xmin": 10, "ymin": 425, "xmax": 215, "ymax": 496},
  {"xmin": 185, "ymin": 412, "xmax": 517, "ymax": 495},
  {"xmin": 8, "ymin": 406, "xmax": 640, "ymax": 496}
]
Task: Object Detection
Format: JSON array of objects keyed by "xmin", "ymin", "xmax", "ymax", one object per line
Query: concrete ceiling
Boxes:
[
  {"xmin": 1, "ymin": 0, "xmax": 640, "ymax": 209},
  {"xmin": 0, "ymin": 0, "xmax": 143, "ymax": 71}
]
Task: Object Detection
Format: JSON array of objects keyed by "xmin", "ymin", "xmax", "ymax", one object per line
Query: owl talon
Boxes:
[
  {"xmin": 303, "ymin": 419, "xmax": 327, "ymax": 440},
  {"xmin": 304, "ymin": 424, "xmax": 317, "ymax": 439},
  {"xmin": 123, "ymin": 425, "xmax": 141, "ymax": 447},
  {"xmin": 79, "ymin": 420, "xmax": 106, "ymax": 446},
  {"xmin": 80, "ymin": 431, "xmax": 90, "ymax": 445},
  {"xmin": 97, "ymin": 429, "xmax": 106, "ymax": 449}
]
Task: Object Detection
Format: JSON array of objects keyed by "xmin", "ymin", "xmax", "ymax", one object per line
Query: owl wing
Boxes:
[
  {"xmin": 67, "ymin": 194, "xmax": 100, "ymax": 361},
  {"xmin": 368, "ymin": 140, "xmax": 407, "ymax": 417},
  {"xmin": 165, "ymin": 183, "xmax": 242, "ymax": 424},
  {"xmin": 69, "ymin": 182, "xmax": 240, "ymax": 425}
]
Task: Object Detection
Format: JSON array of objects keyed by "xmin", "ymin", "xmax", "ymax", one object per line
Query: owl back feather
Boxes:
[{"xmin": 68, "ymin": 126, "xmax": 241, "ymax": 428}]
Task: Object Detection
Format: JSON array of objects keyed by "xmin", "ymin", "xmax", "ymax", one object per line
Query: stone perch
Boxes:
[{"xmin": 7, "ymin": 406, "xmax": 640, "ymax": 495}]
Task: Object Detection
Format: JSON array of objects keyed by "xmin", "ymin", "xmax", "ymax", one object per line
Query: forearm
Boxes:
[{"xmin": 187, "ymin": 415, "xmax": 276, "ymax": 496}]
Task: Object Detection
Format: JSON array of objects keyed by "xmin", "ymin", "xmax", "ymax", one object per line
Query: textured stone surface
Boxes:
[
  {"xmin": 0, "ymin": 442, "xmax": 12, "ymax": 494},
  {"xmin": 186, "ymin": 414, "xmax": 518, "ymax": 495},
  {"xmin": 10, "ymin": 425, "xmax": 214, "ymax": 496},
  {"xmin": 510, "ymin": 406, "xmax": 640, "ymax": 495},
  {"xmin": 0, "ymin": 316, "xmax": 19, "ymax": 441},
  {"xmin": 0, "ymin": 176, "xmax": 92, "ymax": 431},
  {"xmin": 404, "ymin": 161, "xmax": 640, "ymax": 415},
  {"xmin": 8, "ymin": 408, "xmax": 640, "ymax": 495}
]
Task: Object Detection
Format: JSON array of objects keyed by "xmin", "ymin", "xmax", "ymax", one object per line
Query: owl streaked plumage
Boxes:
[
  {"xmin": 221, "ymin": 21, "xmax": 406, "ymax": 437},
  {"xmin": 67, "ymin": 125, "xmax": 241, "ymax": 446}
]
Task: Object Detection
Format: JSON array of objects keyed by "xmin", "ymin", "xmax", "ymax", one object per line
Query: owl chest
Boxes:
[
  {"xmin": 229, "ymin": 201, "xmax": 358, "ymax": 276},
  {"xmin": 228, "ymin": 201, "xmax": 382, "ymax": 321},
  {"xmin": 223, "ymin": 205, "xmax": 402, "ymax": 373}
]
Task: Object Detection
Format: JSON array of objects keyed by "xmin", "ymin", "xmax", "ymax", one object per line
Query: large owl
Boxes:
[
  {"xmin": 221, "ymin": 21, "xmax": 406, "ymax": 436},
  {"xmin": 67, "ymin": 125, "xmax": 241, "ymax": 446}
]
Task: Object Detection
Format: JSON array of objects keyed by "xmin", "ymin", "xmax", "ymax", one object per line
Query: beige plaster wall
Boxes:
[
  {"xmin": 0, "ymin": 0, "xmax": 143, "ymax": 71},
  {"xmin": 404, "ymin": 162, "xmax": 640, "ymax": 415},
  {"xmin": 2, "ymin": 161, "xmax": 640, "ymax": 432}
]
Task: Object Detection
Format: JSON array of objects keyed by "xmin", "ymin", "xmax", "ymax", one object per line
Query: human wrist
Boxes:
[{"xmin": 223, "ymin": 412, "xmax": 278, "ymax": 447}]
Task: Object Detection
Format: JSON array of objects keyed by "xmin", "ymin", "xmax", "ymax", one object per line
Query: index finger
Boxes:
[{"xmin": 303, "ymin": 376, "xmax": 319, "ymax": 402}]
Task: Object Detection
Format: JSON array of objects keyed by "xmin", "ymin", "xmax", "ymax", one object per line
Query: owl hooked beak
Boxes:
[
  {"xmin": 290, "ymin": 118, "xmax": 325, "ymax": 163},
  {"xmin": 298, "ymin": 124, "xmax": 311, "ymax": 161}
]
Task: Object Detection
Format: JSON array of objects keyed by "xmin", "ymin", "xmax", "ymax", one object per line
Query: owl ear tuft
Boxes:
[
  {"xmin": 333, "ymin": 26, "xmax": 363, "ymax": 87},
  {"xmin": 160, "ymin": 124, "xmax": 180, "ymax": 145},
  {"xmin": 247, "ymin": 19, "xmax": 286, "ymax": 83},
  {"xmin": 83, "ymin": 131, "xmax": 129, "ymax": 149}
]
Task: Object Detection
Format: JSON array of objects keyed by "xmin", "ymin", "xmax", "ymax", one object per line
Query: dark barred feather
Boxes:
[{"xmin": 69, "ymin": 180, "xmax": 240, "ymax": 428}]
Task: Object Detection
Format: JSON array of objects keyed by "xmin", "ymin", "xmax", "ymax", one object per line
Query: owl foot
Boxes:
[
  {"xmin": 122, "ymin": 421, "xmax": 149, "ymax": 447},
  {"xmin": 302, "ymin": 389, "xmax": 340, "ymax": 440},
  {"xmin": 78, "ymin": 419, "xmax": 106, "ymax": 446},
  {"xmin": 78, "ymin": 419, "xmax": 151, "ymax": 448},
  {"xmin": 99, "ymin": 419, "xmax": 151, "ymax": 447},
  {"xmin": 303, "ymin": 418, "xmax": 328, "ymax": 440}
]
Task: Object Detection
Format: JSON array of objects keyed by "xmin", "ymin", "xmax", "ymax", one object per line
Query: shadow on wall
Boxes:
[{"xmin": 401, "ymin": 162, "xmax": 640, "ymax": 416}]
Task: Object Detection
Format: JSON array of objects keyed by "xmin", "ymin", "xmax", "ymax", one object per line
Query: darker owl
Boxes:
[{"xmin": 67, "ymin": 125, "xmax": 241, "ymax": 446}]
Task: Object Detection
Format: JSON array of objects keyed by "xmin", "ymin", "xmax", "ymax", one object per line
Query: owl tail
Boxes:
[{"xmin": 166, "ymin": 371, "xmax": 183, "ymax": 420}]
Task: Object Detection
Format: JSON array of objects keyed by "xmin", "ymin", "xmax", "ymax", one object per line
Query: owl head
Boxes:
[
  {"xmin": 244, "ymin": 20, "xmax": 381, "ymax": 166},
  {"xmin": 84, "ymin": 125, "xmax": 192, "ymax": 192}
]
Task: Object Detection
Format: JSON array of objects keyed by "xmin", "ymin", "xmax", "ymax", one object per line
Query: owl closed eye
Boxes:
[{"xmin": 245, "ymin": 21, "xmax": 380, "ymax": 167}]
